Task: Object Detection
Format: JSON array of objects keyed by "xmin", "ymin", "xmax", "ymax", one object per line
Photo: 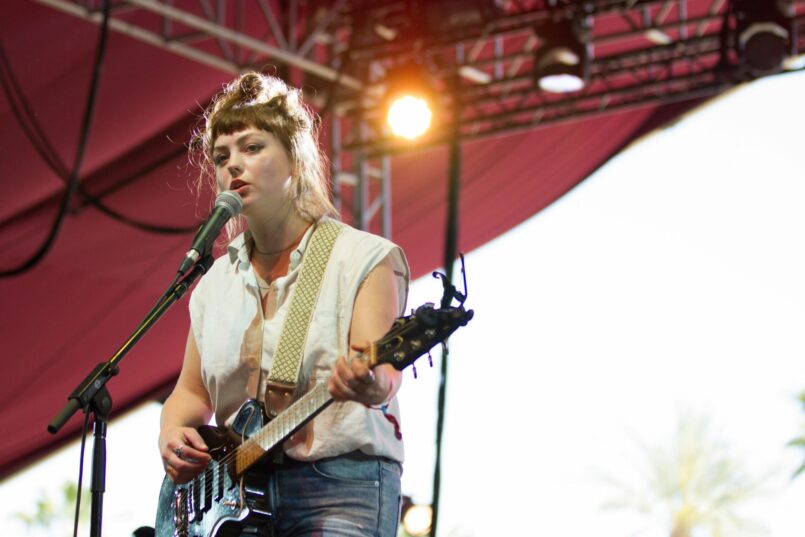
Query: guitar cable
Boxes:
[{"xmin": 72, "ymin": 411, "xmax": 92, "ymax": 537}]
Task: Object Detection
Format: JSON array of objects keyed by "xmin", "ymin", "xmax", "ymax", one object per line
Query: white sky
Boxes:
[{"xmin": 2, "ymin": 69, "xmax": 804, "ymax": 537}]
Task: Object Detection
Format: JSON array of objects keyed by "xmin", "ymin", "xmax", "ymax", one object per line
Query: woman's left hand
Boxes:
[{"xmin": 328, "ymin": 342, "xmax": 395, "ymax": 406}]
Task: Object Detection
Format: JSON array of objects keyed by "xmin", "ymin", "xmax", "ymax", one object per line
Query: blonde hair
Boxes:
[{"xmin": 190, "ymin": 72, "xmax": 337, "ymax": 233}]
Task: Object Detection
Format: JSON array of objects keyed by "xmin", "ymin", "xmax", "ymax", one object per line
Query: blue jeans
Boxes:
[{"xmin": 264, "ymin": 452, "xmax": 402, "ymax": 537}]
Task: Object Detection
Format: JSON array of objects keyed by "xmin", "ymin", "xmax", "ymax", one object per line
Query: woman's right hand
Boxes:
[{"xmin": 159, "ymin": 426, "xmax": 212, "ymax": 484}]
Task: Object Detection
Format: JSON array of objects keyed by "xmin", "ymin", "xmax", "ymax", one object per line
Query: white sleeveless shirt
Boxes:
[{"xmin": 188, "ymin": 217, "xmax": 410, "ymax": 462}]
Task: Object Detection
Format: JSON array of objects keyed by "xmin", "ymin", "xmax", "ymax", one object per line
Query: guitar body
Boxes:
[{"xmin": 155, "ymin": 400, "xmax": 273, "ymax": 537}]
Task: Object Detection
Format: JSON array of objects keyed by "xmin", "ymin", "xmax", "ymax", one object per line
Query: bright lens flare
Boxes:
[
  {"xmin": 403, "ymin": 504, "xmax": 433, "ymax": 536},
  {"xmin": 386, "ymin": 95, "xmax": 432, "ymax": 139}
]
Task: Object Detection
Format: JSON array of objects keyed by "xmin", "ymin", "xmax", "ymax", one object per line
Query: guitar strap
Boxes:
[{"xmin": 263, "ymin": 218, "xmax": 342, "ymax": 417}]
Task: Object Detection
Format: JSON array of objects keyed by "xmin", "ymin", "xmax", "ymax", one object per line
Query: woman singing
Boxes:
[{"xmin": 158, "ymin": 71, "xmax": 409, "ymax": 536}]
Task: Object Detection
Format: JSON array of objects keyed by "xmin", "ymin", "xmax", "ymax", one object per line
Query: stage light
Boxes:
[
  {"xmin": 536, "ymin": 48, "xmax": 586, "ymax": 93},
  {"xmin": 402, "ymin": 503, "xmax": 432, "ymax": 536},
  {"xmin": 783, "ymin": 53, "xmax": 805, "ymax": 71},
  {"xmin": 734, "ymin": 0, "xmax": 795, "ymax": 74},
  {"xmin": 534, "ymin": 16, "xmax": 591, "ymax": 94},
  {"xmin": 387, "ymin": 95, "xmax": 432, "ymax": 139},
  {"xmin": 382, "ymin": 62, "xmax": 435, "ymax": 140}
]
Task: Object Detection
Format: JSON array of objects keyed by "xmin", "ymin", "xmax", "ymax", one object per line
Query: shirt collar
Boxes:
[{"xmin": 226, "ymin": 220, "xmax": 320, "ymax": 273}]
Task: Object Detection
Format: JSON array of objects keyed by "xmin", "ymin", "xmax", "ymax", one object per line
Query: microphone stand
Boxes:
[
  {"xmin": 47, "ymin": 255, "xmax": 214, "ymax": 537},
  {"xmin": 430, "ymin": 73, "xmax": 463, "ymax": 537}
]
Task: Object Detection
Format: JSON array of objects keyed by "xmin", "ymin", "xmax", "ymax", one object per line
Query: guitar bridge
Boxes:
[{"xmin": 173, "ymin": 488, "xmax": 189, "ymax": 537}]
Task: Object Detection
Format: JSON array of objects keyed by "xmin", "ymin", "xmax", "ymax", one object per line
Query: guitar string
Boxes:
[
  {"xmin": 194, "ymin": 342, "xmax": 382, "ymax": 491},
  {"xmin": 177, "ymin": 308, "xmax": 468, "ymax": 525},
  {"xmin": 184, "ymin": 317, "xmax": 424, "ymax": 506},
  {"xmin": 189, "ymin": 325, "xmax": 410, "ymax": 504},
  {"xmin": 191, "ymin": 362, "xmax": 371, "ymax": 501},
  {"xmin": 191, "ymin": 382, "xmax": 330, "ymax": 502}
]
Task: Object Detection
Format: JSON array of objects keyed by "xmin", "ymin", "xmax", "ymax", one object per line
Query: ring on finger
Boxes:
[{"xmin": 174, "ymin": 444, "xmax": 185, "ymax": 460}]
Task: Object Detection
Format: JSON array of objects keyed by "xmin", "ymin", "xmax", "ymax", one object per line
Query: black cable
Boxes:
[
  {"xmin": 0, "ymin": 41, "xmax": 197, "ymax": 237},
  {"xmin": 716, "ymin": 0, "xmax": 743, "ymax": 81},
  {"xmin": 0, "ymin": 0, "xmax": 112, "ymax": 277},
  {"xmin": 319, "ymin": 6, "xmax": 361, "ymax": 121},
  {"xmin": 0, "ymin": 45, "xmax": 70, "ymax": 178},
  {"xmin": 72, "ymin": 411, "xmax": 91, "ymax": 537},
  {"xmin": 71, "ymin": 145, "xmax": 198, "ymax": 234}
]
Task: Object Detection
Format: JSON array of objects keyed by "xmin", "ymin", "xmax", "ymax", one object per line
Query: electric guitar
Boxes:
[{"xmin": 154, "ymin": 300, "xmax": 473, "ymax": 537}]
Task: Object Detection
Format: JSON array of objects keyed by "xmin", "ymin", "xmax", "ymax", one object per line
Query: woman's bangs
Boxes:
[{"xmin": 210, "ymin": 106, "xmax": 273, "ymax": 146}]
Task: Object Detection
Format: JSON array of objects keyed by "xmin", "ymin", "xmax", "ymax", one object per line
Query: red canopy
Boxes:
[{"xmin": 0, "ymin": 0, "xmax": 708, "ymax": 477}]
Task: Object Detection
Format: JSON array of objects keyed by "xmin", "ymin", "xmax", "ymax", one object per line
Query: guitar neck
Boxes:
[{"xmin": 234, "ymin": 382, "xmax": 333, "ymax": 474}]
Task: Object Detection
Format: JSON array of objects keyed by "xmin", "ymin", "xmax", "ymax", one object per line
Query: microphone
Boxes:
[{"xmin": 177, "ymin": 190, "xmax": 243, "ymax": 275}]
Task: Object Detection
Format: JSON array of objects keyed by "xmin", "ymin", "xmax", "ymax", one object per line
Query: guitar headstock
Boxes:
[{"xmin": 369, "ymin": 303, "xmax": 474, "ymax": 371}]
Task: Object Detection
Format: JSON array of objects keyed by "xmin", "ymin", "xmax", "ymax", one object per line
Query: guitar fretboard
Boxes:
[{"xmin": 234, "ymin": 382, "xmax": 333, "ymax": 474}]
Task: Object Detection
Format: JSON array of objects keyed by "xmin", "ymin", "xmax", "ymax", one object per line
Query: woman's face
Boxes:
[{"xmin": 211, "ymin": 127, "xmax": 294, "ymax": 217}]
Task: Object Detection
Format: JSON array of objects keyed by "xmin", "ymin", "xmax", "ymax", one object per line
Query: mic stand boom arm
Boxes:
[{"xmin": 47, "ymin": 255, "xmax": 214, "ymax": 537}]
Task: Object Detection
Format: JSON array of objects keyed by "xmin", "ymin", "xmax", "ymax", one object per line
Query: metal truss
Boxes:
[
  {"xmin": 37, "ymin": 0, "xmax": 359, "ymax": 89},
  {"xmin": 335, "ymin": 0, "xmax": 805, "ymax": 155},
  {"xmin": 37, "ymin": 0, "xmax": 805, "ymax": 233},
  {"xmin": 37, "ymin": 0, "xmax": 388, "ymax": 232}
]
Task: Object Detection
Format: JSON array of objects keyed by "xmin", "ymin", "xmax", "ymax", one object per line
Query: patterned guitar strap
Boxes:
[{"xmin": 263, "ymin": 219, "xmax": 342, "ymax": 418}]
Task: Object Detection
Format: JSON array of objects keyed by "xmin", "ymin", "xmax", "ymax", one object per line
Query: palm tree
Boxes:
[
  {"xmin": 601, "ymin": 412, "xmax": 768, "ymax": 537},
  {"xmin": 14, "ymin": 481, "xmax": 90, "ymax": 537}
]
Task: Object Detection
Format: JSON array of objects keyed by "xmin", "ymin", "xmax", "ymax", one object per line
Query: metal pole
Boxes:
[{"xmin": 430, "ymin": 75, "xmax": 462, "ymax": 537}]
